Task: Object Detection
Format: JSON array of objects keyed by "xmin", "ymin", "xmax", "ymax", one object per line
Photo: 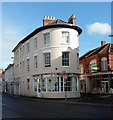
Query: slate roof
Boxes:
[
  {"xmin": 12, "ymin": 24, "xmax": 82, "ymax": 52},
  {"xmin": 49, "ymin": 19, "xmax": 68, "ymax": 24},
  {"xmin": 80, "ymin": 43, "xmax": 113, "ymax": 61}
]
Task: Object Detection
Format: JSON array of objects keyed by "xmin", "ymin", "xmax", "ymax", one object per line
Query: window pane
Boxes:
[
  {"xmin": 44, "ymin": 53, "xmax": 51, "ymax": 67},
  {"xmin": 27, "ymin": 59, "xmax": 30, "ymax": 71},
  {"xmin": 55, "ymin": 77, "xmax": 59, "ymax": 91},
  {"xmin": 47, "ymin": 78, "xmax": 52, "ymax": 92},
  {"xmin": 27, "ymin": 43, "xmax": 30, "ymax": 53},
  {"xmin": 42, "ymin": 78, "xmax": 46, "ymax": 92},
  {"xmin": 34, "ymin": 56, "xmax": 38, "ymax": 68},
  {"xmin": 62, "ymin": 32, "xmax": 69, "ymax": 43},
  {"xmin": 62, "ymin": 52, "xmax": 69, "ymax": 66},
  {"xmin": 101, "ymin": 57, "xmax": 108, "ymax": 71},
  {"xmin": 61, "ymin": 77, "xmax": 63, "ymax": 91},
  {"xmin": 44, "ymin": 33, "xmax": 50, "ymax": 45},
  {"xmin": 34, "ymin": 37, "xmax": 37, "ymax": 49}
]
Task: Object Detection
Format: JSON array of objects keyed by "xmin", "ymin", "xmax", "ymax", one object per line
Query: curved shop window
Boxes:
[{"xmin": 41, "ymin": 76, "xmax": 79, "ymax": 92}]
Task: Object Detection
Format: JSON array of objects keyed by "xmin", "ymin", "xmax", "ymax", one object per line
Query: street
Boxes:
[{"xmin": 2, "ymin": 93, "xmax": 113, "ymax": 119}]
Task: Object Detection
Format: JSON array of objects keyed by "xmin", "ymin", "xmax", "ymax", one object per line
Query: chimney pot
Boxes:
[
  {"xmin": 68, "ymin": 14, "xmax": 76, "ymax": 25},
  {"xmin": 43, "ymin": 15, "xmax": 56, "ymax": 26},
  {"xmin": 47, "ymin": 16, "xmax": 49, "ymax": 19},
  {"xmin": 101, "ymin": 41, "xmax": 106, "ymax": 46}
]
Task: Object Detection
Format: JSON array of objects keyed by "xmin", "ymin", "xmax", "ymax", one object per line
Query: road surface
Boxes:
[{"xmin": 2, "ymin": 93, "xmax": 113, "ymax": 119}]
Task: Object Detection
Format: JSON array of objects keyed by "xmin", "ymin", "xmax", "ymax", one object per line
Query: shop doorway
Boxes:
[
  {"xmin": 101, "ymin": 81, "xmax": 109, "ymax": 93},
  {"xmin": 37, "ymin": 79, "xmax": 41, "ymax": 97}
]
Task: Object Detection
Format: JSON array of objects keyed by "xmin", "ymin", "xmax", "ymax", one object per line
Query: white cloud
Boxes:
[{"xmin": 86, "ymin": 22, "xmax": 112, "ymax": 35}]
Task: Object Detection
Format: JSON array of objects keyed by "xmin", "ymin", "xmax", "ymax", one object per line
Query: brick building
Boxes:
[{"xmin": 80, "ymin": 41, "xmax": 113, "ymax": 94}]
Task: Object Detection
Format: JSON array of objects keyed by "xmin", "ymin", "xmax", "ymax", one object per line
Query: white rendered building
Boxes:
[
  {"xmin": 12, "ymin": 15, "xmax": 82, "ymax": 98},
  {"xmin": 4, "ymin": 64, "xmax": 14, "ymax": 94}
]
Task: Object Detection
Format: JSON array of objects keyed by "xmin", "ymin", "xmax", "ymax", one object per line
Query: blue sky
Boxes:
[{"xmin": 2, "ymin": 2, "xmax": 112, "ymax": 69}]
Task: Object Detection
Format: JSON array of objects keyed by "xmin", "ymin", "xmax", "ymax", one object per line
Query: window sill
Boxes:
[
  {"xmin": 41, "ymin": 91, "xmax": 79, "ymax": 93},
  {"xmin": 62, "ymin": 66, "xmax": 70, "ymax": 67},
  {"xmin": 60, "ymin": 43, "xmax": 70, "ymax": 45},
  {"xmin": 44, "ymin": 44, "xmax": 50, "ymax": 46},
  {"xmin": 44, "ymin": 66, "xmax": 51, "ymax": 68}
]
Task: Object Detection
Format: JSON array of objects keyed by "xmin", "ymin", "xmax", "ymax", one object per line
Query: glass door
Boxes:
[
  {"xmin": 102, "ymin": 81, "xmax": 108, "ymax": 93},
  {"xmin": 37, "ymin": 79, "xmax": 41, "ymax": 97}
]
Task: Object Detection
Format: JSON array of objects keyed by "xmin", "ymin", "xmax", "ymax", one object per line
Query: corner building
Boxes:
[{"xmin": 12, "ymin": 15, "xmax": 82, "ymax": 98}]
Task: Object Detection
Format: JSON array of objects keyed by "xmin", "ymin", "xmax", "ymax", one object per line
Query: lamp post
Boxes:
[{"xmin": 62, "ymin": 71, "xmax": 67, "ymax": 101}]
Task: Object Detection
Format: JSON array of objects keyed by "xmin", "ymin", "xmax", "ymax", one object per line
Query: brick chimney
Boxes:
[
  {"xmin": 43, "ymin": 16, "xmax": 55, "ymax": 26},
  {"xmin": 101, "ymin": 41, "xmax": 106, "ymax": 46},
  {"xmin": 68, "ymin": 14, "xmax": 76, "ymax": 25}
]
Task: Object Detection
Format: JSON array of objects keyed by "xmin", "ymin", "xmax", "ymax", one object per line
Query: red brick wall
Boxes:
[
  {"xmin": 80, "ymin": 54, "xmax": 113, "ymax": 74},
  {"xmin": 68, "ymin": 17, "xmax": 76, "ymax": 25},
  {"xmin": 43, "ymin": 20, "xmax": 54, "ymax": 26},
  {"xmin": 108, "ymin": 54, "xmax": 113, "ymax": 70}
]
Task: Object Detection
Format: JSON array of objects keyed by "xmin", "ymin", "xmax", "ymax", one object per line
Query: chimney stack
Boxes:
[
  {"xmin": 101, "ymin": 41, "xmax": 106, "ymax": 46},
  {"xmin": 43, "ymin": 16, "xmax": 55, "ymax": 26},
  {"xmin": 68, "ymin": 14, "xmax": 76, "ymax": 25}
]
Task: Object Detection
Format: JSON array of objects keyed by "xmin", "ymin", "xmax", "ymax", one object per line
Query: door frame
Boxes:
[
  {"xmin": 101, "ymin": 81, "xmax": 109, "ymax": 93},
  {"xmin": 37, "ymin": 78, "xmax": 41, "ymax": 97}
]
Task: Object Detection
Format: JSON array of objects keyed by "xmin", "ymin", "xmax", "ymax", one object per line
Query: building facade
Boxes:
[
  {"xmin": 12, "ymin": 15, "xmax": 82, "ymax": 98},
  {"xmin": 80, "ymin": 41, "xmax": 113, "ymax": 94},
  {"xmin": 4, "ymin": 64, "xmax": 14, "ymax": 94},
  {"xmin": 2, "ymin": 71, "xmax": 5, "ymax": 93},
  {"xmin": 0, "ymin": 69, "xmax": 3, "ymax": 93}
]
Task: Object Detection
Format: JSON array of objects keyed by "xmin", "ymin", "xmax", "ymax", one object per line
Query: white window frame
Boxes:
[
  {"xmin": 27, "ymin": 58, "xmax": 30, "ymax": 71},
  {"xmin": 41, "ymin": 76, "xmax": 79, "ymax": 93},
  {"xmin": 89, "ymin": 59, "xmax": 97, "ymax": 72},
  {"xmin": 61, "ymin": 31, "xmax": 69, "ymax": 44},
  {"xmin": 20, "ymin": 47, "xmax": 22, "ymax": 58},
  {"xmin": 20, "ymin": 62, "xmax": 22, "ymax": 74},
  {"xmin": 23, "ymin": 45, "xmax": 25, "ymax": 55},
  {"xmin": 62, "ymin": 52, "xmax": 70, "ymax": 66},
  {"xmin": 44, "ymin": 33, "xmax": 50, "ymax": 45},
  {"xmin": 80, "ymin": 64, "xmax": 84, "ymax": 74},
  {"xmin": 34, "ymin": 55, "xmax": 38, "ymax": 68},
  {"xmin": 26, "ymin": 42, "xmax": 30, "ymax": 54},
  {"xmin": 44, "ymin": 52, "xmax": 51, "ymax": 67},
  {"xmin": 34, "ymin": 37, "xmax": 37, "ymax": 50},
  {"xmin": 101, "ymin": 57, "xmax": 108, "ymax": 71},
  {"xmin": 23, "ymin": 60, "xmax": 25, "ymax": 73}
]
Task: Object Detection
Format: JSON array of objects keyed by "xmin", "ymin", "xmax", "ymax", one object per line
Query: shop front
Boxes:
[
  {"xmin": 33, "ymin": 73, "xmax": 80, "ymax": 98},
  {"xmin": 89, "ymin": 73, "xmax": 113, "ymax": 94}
]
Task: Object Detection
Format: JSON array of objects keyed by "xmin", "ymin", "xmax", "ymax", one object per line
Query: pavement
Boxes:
[
  {"xmin": 69, "ymin": 93, "xmax": 113, "ymax": 106},
  {"xmin": 5, "ymin": 93, "xmax": 113, "ymax": 107}
]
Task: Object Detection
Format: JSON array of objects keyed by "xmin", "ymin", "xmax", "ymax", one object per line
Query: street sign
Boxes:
[
  {"xmin": 64, "ymin": 76, "xmax": 68, "ymax": 80},
  {"xmin": 92, "ymin": 65, "xmax": 99, "ymax": 71}
]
